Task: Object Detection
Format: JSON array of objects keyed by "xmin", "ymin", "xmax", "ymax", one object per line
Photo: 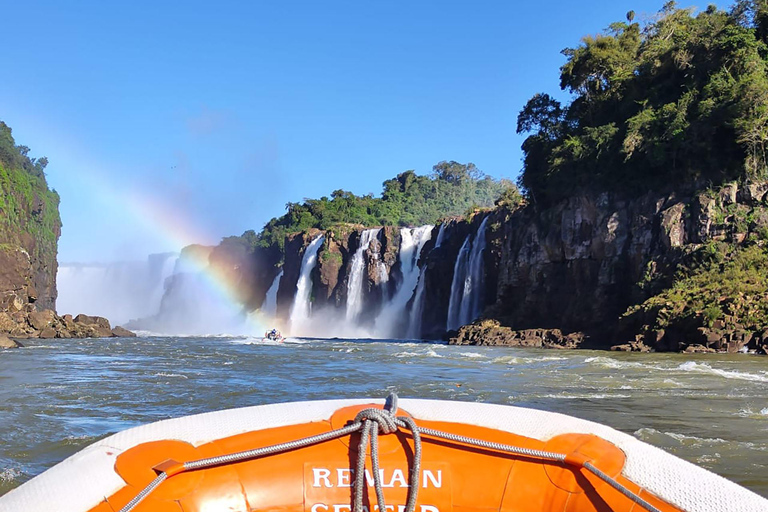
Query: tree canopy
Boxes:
[
  {"xmin": 233, "ymin": 161, "xmax": 517, "ymax": 251},
  {"xmin": 0, "ymin": 122, "xmax": 49, "ymax": 178},
  {"xmin": 517, "ymin": 1, "xmax": 768, "ymax": 205}
]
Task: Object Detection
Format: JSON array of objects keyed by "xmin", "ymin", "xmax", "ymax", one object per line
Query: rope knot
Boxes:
[{"xmin": 354, "ymin": 407, "xmax": 398, "ymax": 434}]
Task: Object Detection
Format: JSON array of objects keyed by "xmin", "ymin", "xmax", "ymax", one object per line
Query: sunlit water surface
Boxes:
[{"xmin": 1, "ymin": 336, "xmax": 767, "ymax": 498}]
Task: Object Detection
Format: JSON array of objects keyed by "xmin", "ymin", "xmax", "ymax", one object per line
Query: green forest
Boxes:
[
  {"xmin": 238, "ymin": 161, "xmax": 517, "ymax": 250},
  {"xmin": 0, "ymin": 121, "xmax": 60, "ymax": 263},
  {"xmin": 517, "ymin": 1, "xmax": 768, "ymax": 205}
]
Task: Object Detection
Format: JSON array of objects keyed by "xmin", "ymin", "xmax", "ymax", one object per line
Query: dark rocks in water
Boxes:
[
  {"xmin": 683, "ymin": 344, "xmax": 716, "ymax": 354},
  {"xmin": 610, "ymin": 340, "xmax": 652, "ymax": 352},
  {"xmin": 449, "ymin": 319, "xmax": 585, "ymax": 349}
]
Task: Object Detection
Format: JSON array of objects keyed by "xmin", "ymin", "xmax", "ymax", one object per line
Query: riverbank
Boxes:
[{"xmin": 449, "ymin": 319, "xmax": 768, "ymax": 355}]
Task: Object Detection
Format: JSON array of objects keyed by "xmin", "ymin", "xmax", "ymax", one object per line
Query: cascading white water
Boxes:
[
  {"xmin": 345, "ymin": 229, "xmax": 380, "ymax": 322},
  {"xmin": 374, "ymin": 226, "xmax": 433, "ymax": 337},
  {"xmin": 260, "ymin": 270, "xmax": 283, "ymax": 318},
  {"xmin": 445, "ymin": 236, "xmax": 471, "ymax": 331},
  {"xmin": 446, "ymin": 216, "xmax": 489, "ymax": 331},
  {"xmin": 458, "ymin": 216, "xmax": 489, "ymax": 326},
  {"xmin": 434, "ymin": 223, "xmax": 447, "ymax": 248},
  {"xmin": 148, "ymin": 254, "xmax": 179, "ymax": 315},
  {"xmin": 405, "ymin": 225, "xmax": 437, "ymax": 338},
  {"xmin": 289, "ymin": 236, "xmax": 325, "ymax": 333},
  {"xmin": 377, "ymin": 261, "xmax": 389, "ymax": 301},
  {"xmin": 56, "ymin": 253, "xmax": 178, "ymax": 325},
  {"xmin": 407, "ymin": 269, "xmax": 427, "ymax": 339}
]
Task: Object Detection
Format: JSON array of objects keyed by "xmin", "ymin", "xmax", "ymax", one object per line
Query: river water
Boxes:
[{"xmin": 1, "ymin": 336, "xmax": 767, "ymax": 498}]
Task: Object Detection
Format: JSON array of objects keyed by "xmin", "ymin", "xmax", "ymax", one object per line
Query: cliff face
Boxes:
[
  {"xmin": 0, "ymin": 123, "xmax": 61, "ymax": 320},
  {"xmin": 480, "ymin": 181, "xmax": 768, "ymax": 351},
  {"xmin": 144, "ymin": 179, "xmax": 768, "ymax": 352}
]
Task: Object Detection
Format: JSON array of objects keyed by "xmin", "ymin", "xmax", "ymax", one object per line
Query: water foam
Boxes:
[
  {"xmin": 0, "ymin": 468, "xmax": 21, "ymax": 483},
  {"xmin": 677, "ymin": 361, "xmax": 768, "ymax": 382}
]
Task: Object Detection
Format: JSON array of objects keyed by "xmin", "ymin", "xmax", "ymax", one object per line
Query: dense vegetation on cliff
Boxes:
[
  {"xmin": 0, "ymin": 121, "xmax": 60, "ymax": 264},
  {"xmin": 240, "ymin": 161, "xmax": 517, "ymax": 250},
  {"xmin": 517, "ymin": 1, "xmax": 768, "ymax": 205},
  {"xmin": 0, "ymin": 120, "xmax": 61, "ymax": 311}
]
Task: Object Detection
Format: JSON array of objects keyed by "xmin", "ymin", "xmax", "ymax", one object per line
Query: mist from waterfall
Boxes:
[
  {"xmin": 446, "ymin": 216, "xmax": 489, "ymax": 331},
  {"xmin": 289, "ymin": 236, "xmax": 324, "ymax": 335},
  {"xmin": 374, "ymin": 226, "xmax": 432, "ymax": 337},
  {"xmin": 57, "ymin": 253, "xmax": 177, "ymax": 325},
  {"xmin": 345, "ymin": 229, "xmax": 380, "ymax": 322}
]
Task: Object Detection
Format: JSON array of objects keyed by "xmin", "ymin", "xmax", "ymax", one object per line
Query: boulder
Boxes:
[
  {"xmin": 739, "ymin": 181, "xmax": 768, "ymax": 205},
  {"xmin": 684, "ymin": 344, "xmax": 716, "ymax": 354},
  {"xmin": 74, "ymin": 314, "xmax": 111, "ymax": 330},
  {"xmin": 719, "ymin": 183, "xmax": 738, "ymax": 205},
  {"xmin": 39, "ymin": 327, "xmax": 57, "ymax": 339},
  {"xmin": 659, "ymin": 203, "xmax": 686, "ymax": 249},
  {"xmin": 0, "ymin": 335, "xmax": 22, "ymax": 349},
  {"xmin": 28, "ymin": 309, "xmax": 55, "ymax": 330},
  {"xmin": 611, "ymin": 340, "xmax": 652, "ymax": 352},
  {"xmin": 449, "ymin": 320, "xmax": 585, "ymax": 349},
  {"xmin": 111, "ymin": 326, "xmax": 137, "ymax": 337},
  {"xmin": 0, "ymin": 312, "xmax": 18, "ymax": 333}
]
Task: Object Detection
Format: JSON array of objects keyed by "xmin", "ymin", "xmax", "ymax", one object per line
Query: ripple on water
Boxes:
[
  {"xmin": 0, "ymin": 468, "xmax": 20, "ymax": 483},
  {"xmin": 676, "ymin": 361, "xmax": 768, "ymax": 383},
  {"xmin": 2, "ymin": 337, "xmax": 768, "ymax": 499}
]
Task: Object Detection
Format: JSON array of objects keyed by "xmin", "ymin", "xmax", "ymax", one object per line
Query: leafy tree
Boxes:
[
  {"xmin": 228, "ymin": 162, "xmax": 519, "ymax": 255},
  {"xmin": 516, "ymin": 3, "xmax": 768, "ymax": 205}
]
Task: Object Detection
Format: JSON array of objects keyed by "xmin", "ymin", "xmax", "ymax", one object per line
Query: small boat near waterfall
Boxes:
[
  {"xmin": 1, "ymin": 396, "xmax": 766, "ymax": 512},
  {"xmin": 263, "ymin": 329, "xmax": 284, "ymax": 343}
]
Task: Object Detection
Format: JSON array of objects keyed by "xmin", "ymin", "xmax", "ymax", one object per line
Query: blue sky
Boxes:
[{"xmin": 1, "ymin": 1, "xmax": 721, "ymax": 262}]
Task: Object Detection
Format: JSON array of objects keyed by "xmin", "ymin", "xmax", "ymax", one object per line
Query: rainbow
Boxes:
[{"xmin": 60, "ymin": 161, "xmax": 271, "ymax": 336}]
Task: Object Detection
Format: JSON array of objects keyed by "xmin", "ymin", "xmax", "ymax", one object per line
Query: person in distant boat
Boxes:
[{"xmin": 265, "ymin": 329, "xmax": 282, "ymax": 341}]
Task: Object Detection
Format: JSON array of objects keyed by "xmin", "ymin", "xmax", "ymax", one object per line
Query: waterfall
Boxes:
[
  {"xmin": 377, "ymin": 261, "xmax": 389, "ymax": 301},
  {"xmin": 57, "ymin": 253, "xmax": 178, "ymax": 325},
  {"xmin": 434, "ymin": 223, "xmax": 447, "ymax": 248},
  {"xmin": 446, "ymin": 236, "xmax": 471, "ymax": 331},
  {"xmin": 261, "ymin": 270, "xmax": 283, "ymax": 317},
  {"xmin": 375, "ymin": 225, "xmax": 432, "ymax": 337},
  {"xmin": 458, "ymin": 216, "xmax": 489, "ymax": 326},
  {"xmin": 345, "ymin": 229, "xmax": 380, "ymax": 322},
  {"xmin": 289, "ymin": 236, "xmax": 324, "ymax": 332},
  {"xmin": 407, "ymin": 258, "xmax": 429, "ymax": 339},
  {"xmin": 446, "ymin": 216, "xmax": 489, "ymax": 331},
  {"xmin": 148, "ymin": 254, "xmax": 179, "ymax": 315},
  {"xmin": 406, "ymin": 223, "xmax": 444, "ymax": 338}
]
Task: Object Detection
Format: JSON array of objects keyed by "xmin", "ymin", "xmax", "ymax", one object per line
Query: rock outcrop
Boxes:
[
  {"xmin": 0, "ymin": 308, "xmax": 135, "ymax": 340},
  {"xmin": 450, "ymin": 319, "xmax": 585, "ymax": 349},
  {"xmin": 475, "ymin": 180, "xmax": 768, "ymax": 352}
]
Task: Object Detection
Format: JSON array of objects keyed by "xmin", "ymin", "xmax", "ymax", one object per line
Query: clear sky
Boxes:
[{"xmin": 1, "ymin": 0, "xmax": 722, "ymax": 263}]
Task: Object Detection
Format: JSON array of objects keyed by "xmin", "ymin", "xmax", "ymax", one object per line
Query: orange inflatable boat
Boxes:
[{"xmin": 1, "ymin": 396, "xmax": 766, "ymax": 512}]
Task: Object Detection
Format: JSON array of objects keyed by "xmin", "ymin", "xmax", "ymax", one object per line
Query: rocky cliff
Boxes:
[
  {"xmin": 144, "ymin": 179, "xmax": 768, "ymax": 354},
  {"xmin": 0, "ymin": 121, "xmax": 134, "ymax": 343},
  {"xmin": 473, "ymin": 181, "xmax": 768, "ymax": 353}
]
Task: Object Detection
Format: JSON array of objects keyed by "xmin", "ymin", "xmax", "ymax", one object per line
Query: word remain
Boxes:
[
  {"xmin": 312, "ymin": 468, "xmax": 443, "ymax": 489},
  {"xmin": 311, "ymin": 504, "xmax": 440, "ymax": 512}
]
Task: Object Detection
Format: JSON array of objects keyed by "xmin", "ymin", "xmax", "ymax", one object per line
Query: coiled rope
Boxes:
[{"xmin": 118, "ymin": 394, "xmax": 661, "ymax": 512}]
